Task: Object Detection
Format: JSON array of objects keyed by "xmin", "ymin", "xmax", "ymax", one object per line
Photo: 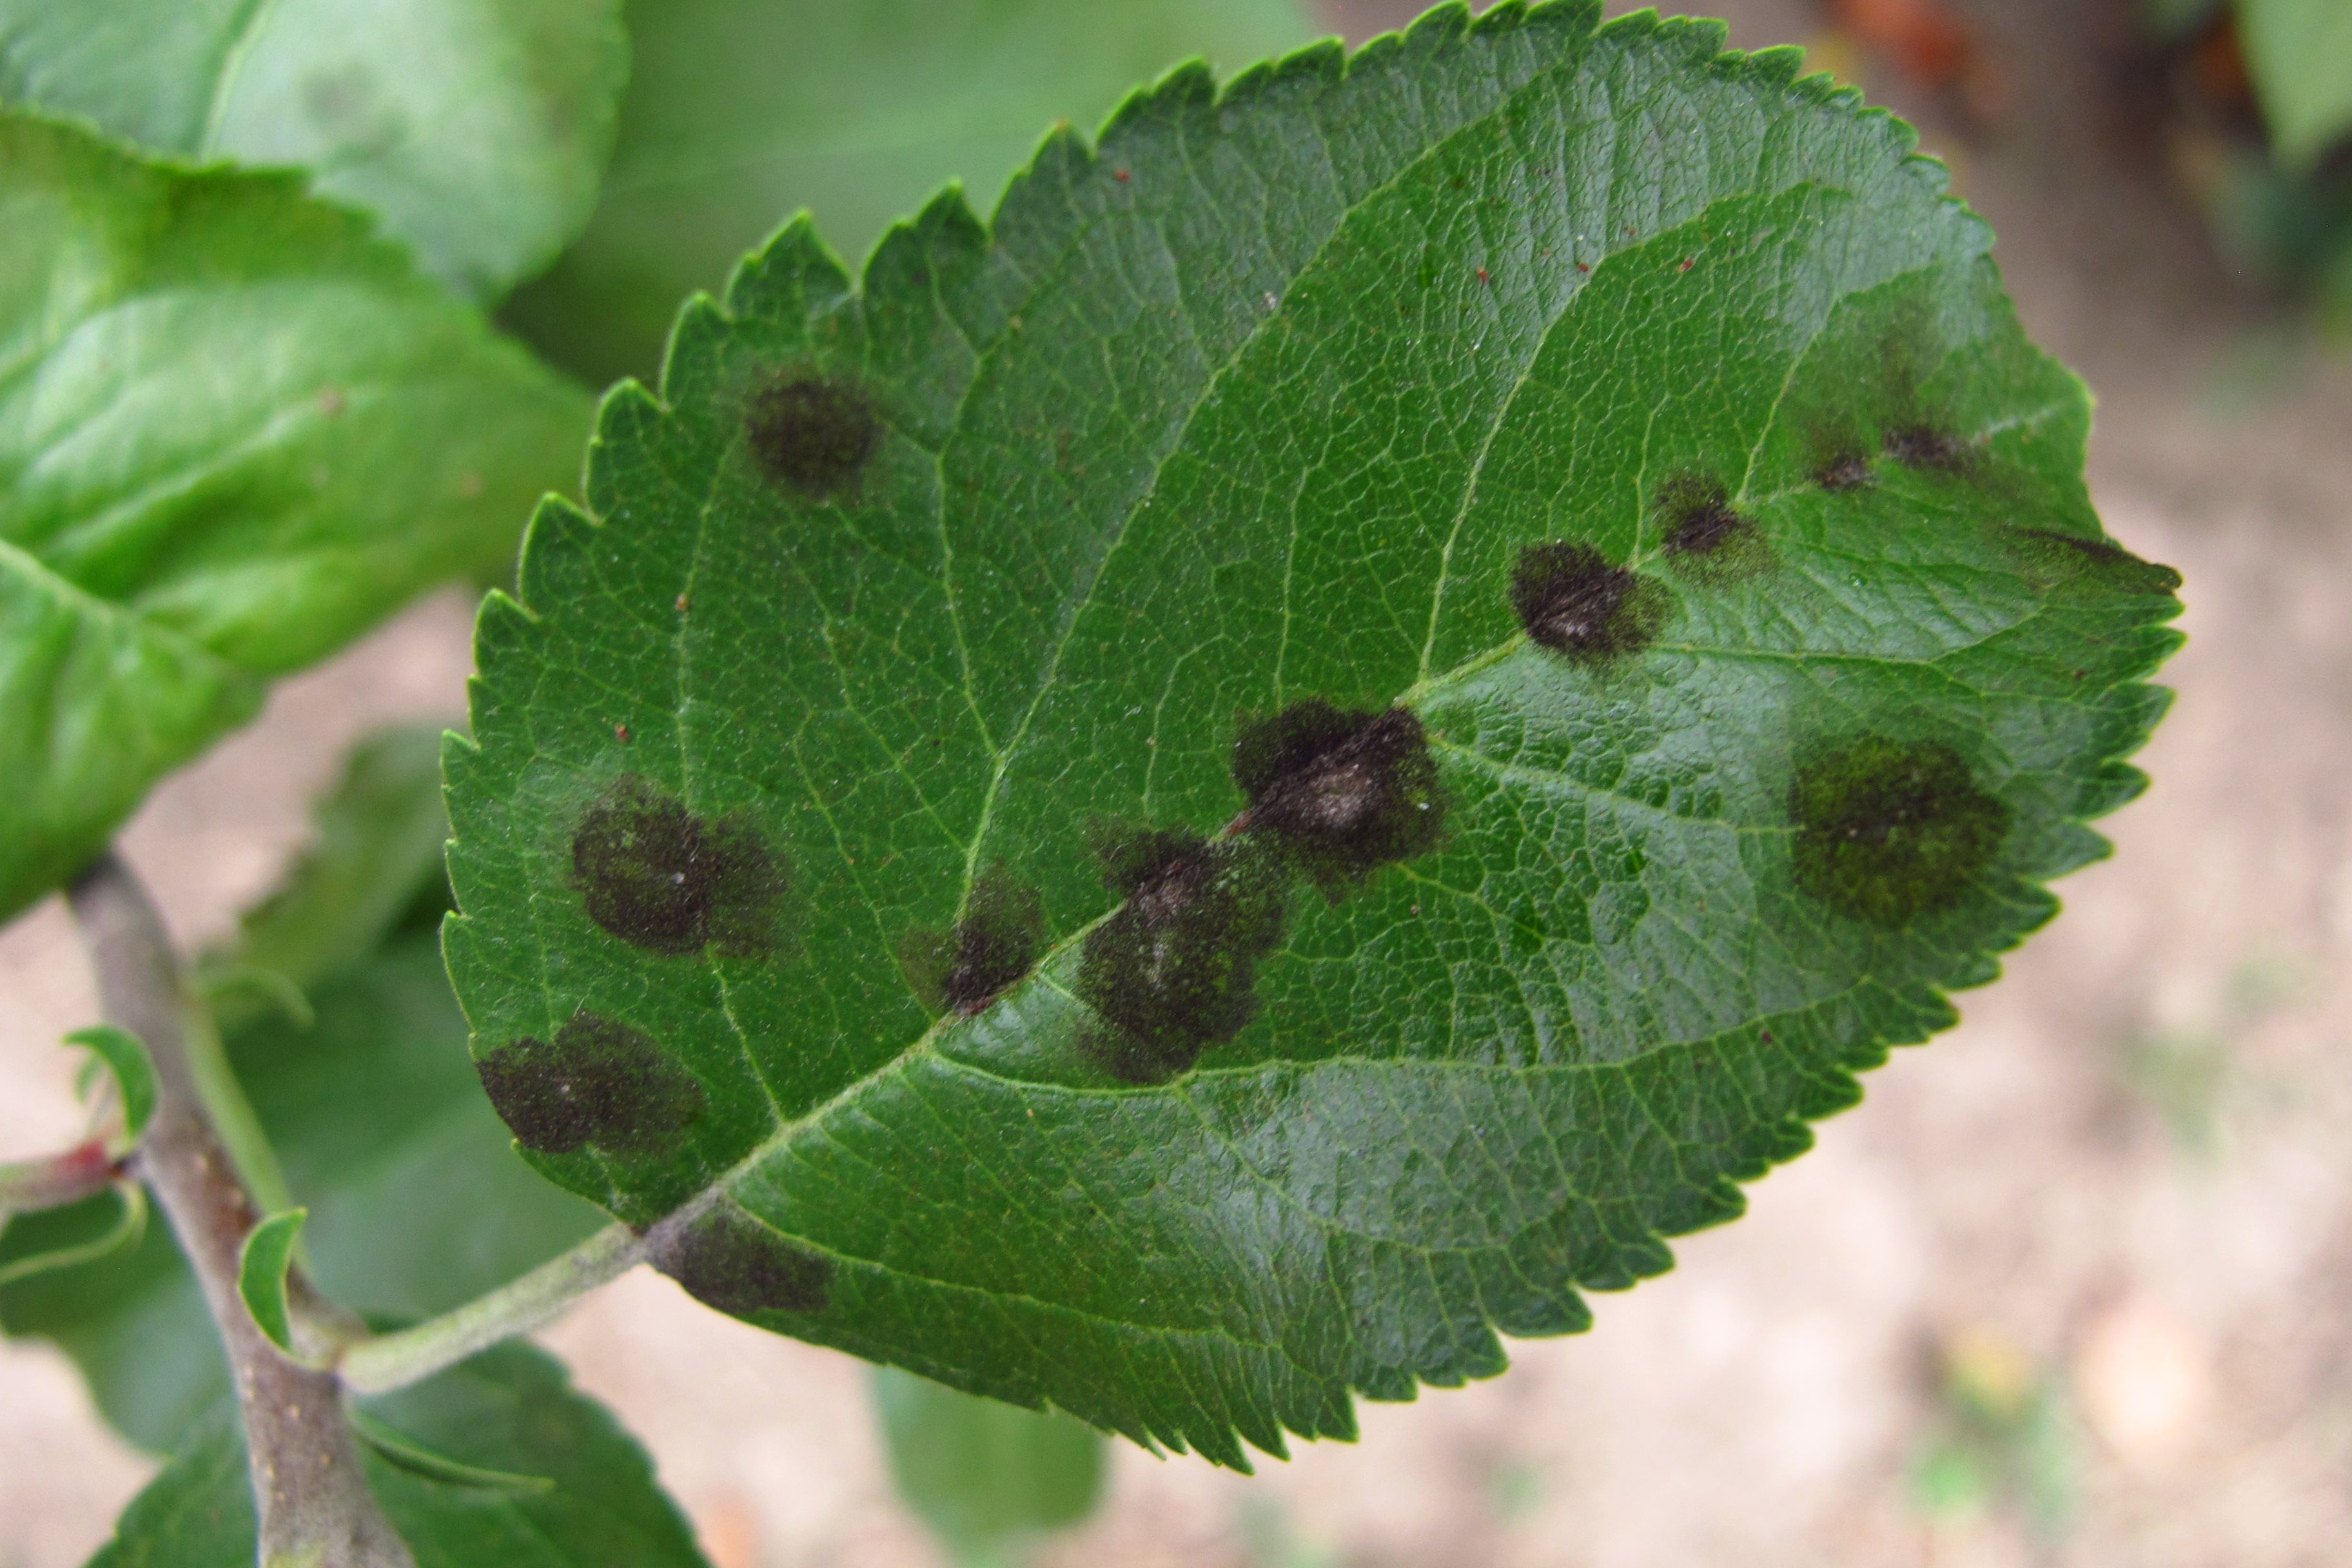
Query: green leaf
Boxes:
[
  {"xmin": 0, "ymin": 112, "xmax": 592, "ymax": 920},
  {"xmin": 0, "ymin": 545, "xmax": 265, "ymax": 921},
  {"xmin": 2230, "ymin": 0, "xmax": 2352, "ymax": 172},
  {"xmin": 447, "ymin": 4, "xmax": 2182, "ymax": 1467},
  {"xmin": 201, "ymin": 723, "xmax": 453, "ymax": 1032},
  {"xmin": 876, "ymin": 1366, "xmax": 1105, "ymax": 1564},
  {"xmin": 0, "ymin": 1188, "xmax": 215, "ymax": 1450},
  {"xmin": 236, "ymin": 1209, "xmax": 306, "ymax": 1357},
  {"xmin": 2239, "ymin": 0, "xmax": 2352, "ymax": 170},
  {"xmin": 0, "ymin": 1182, "xmax": 145, "ymax": 1288},
  {"xmin": 347, "ymin": 1406, "xmax": 555, "ymax": 1494},
  {"xmin": 64, "ymin": 1025, "xmax": 160, "ymax": 1145},
  {"xmin": 502, "ymin": 0, "xmax": 1318, "ymax": 386},
  {"xmin": 83, "ymin": 1340, "xmax": 710, "ymax": 1568},
  {"xmin": 0, "ymin": 0, "xmax": 627, "ymax": 299},
  {"xmin": 0, "ymin": 935, "xmax": 604, "ymax": 1451}
]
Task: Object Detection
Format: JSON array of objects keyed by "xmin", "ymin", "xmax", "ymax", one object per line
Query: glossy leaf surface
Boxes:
[
  {"xmin": 0, "ymin": 114, "xmax": 590, "ymax": 919},
  {"xmin": 83, "ymin": 1340, "xmax": 709, "ymax": 1567},
  {"xmin": 447, "ymin": 3, "xmax": 2182, "ymax": 1466},
  {"xmin": 503, "ymin": 0, "xmax": 1317, "ymax": 386},
  {"xmin": 0, "ymin": 0, "xmax": 627, "ymax": 297}
]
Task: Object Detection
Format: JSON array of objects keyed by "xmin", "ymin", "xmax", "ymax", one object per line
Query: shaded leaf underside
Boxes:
[{"xmin": 447, "ymin": 2, "xmax": 2182, "ymax": 1467}]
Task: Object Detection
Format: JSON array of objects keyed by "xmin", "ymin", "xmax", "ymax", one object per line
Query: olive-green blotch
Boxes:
[{"xmin": 1790, "ymin": 737, "xmax": 2011, "ymax": 925}]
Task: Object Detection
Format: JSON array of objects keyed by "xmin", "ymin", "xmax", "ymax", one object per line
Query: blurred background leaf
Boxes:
[
  {"xmin": 2236, "ymin": 0, "xmax": 2352, "ymax": 172},
  {"xmin": 198, "ymin": 724, "xmax": 453, "ymax": 1034},
  {"xmin": 502, "ymin": 0, "xmax": 1318, "ymax": 387},
  {"xmin": 0, "ymin": 0, "xmax": 628, "ymax": 299},
  {"xmin": 83, "ymin": 1341, "xmax": 710, "ymax": 1567},
  {"xmin": 0, "ymin": 115, "xmax": 591, "ymax": 920},
  {"xmin": 2134, "ymin": 0, "xmax": 2352, "ymax": 331},
  {"xmin": 873, "ymin": 1365, "xmax": 1106, "ymax": 1567}
]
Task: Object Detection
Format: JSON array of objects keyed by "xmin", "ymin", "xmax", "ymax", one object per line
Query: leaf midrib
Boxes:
[{"xmin": 945, "ymin": 27, "xmax": 1627, "ymax": 907}]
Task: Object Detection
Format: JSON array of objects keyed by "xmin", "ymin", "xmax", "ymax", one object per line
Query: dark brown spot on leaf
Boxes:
[
  {"xmin": 1790, "ymin": 737, "xmax": 2011, "ymax": 926},
  {"xmin": 1658, "ymin": 476, "xmax": 1774, "ymax": 583},
  {"xmin": 2009, "ymin": 529, "xmax": 2184, "ymax": 595},
  {"xmin": 1511, "ymin": 543, "xmax": 1665, "ymax": 659},
  {"xmin": 1088, "ymin": 820, "xmax": 1206, "ymax": 898},
  {"xmin": 1658, "ymin": 479, "xmax": 1741, "ymax": 554},
  {"xmin": 1816, "ymin": 450, "xmax": 1874, "ymax": 490},
  {"xmin": 897, "ymin": 863, "xmax": 1045, "ymax": 1014},
  {"xmin": 477, "ymin": 1010, "xmax": 703, "ymax": 1159},
  {"xmin": 651, "ymin": 1203, "xmax": 831, "ymax": 1316},
  {"xmin": 1231, "ymin": 701, "xmax": 1445, "ymax": 894},
  {"xmin": 572, "ymin": 776, "xmax": 787, "ymax": 958},
  {"xmin": 1076, "ymin": 838, "xmax": 1286, "ymax": 1085},
  {"xmin": 745, "ymin": 375, "xmax": 879, "ymax": 498},
  {"xmin": 1883, "ymin": 424, "xmax": 1970, "ymax": 471}
]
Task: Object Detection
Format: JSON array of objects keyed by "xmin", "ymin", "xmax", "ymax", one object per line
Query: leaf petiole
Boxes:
[{"xmin": 337, "ymin": 1221, "xmax": 651, "ymax": 1396}]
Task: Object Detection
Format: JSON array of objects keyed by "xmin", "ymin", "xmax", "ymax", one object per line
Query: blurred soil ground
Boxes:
[{"xmin": 8, "ymin": 1, "xmax": 2352, "ymax": 1564}]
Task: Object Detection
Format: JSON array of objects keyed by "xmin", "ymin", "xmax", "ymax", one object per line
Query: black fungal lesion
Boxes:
[
  {"xmin": 1088, "ymin": 818, "xmax": 1211, "ymax": 898},
  {"xmin": 1230, "ymin": 700, "xmax": 1446, "ymax": 895},
  {"xmin": 571, "ymin": 776, "xmax": 789, "ymax": 958},
  {"xmin": 1075, "ymin": 828, "xmax": 1288, "ymax": 1086},
  {"xmin": 1510, "ymin": 542, "xmax": 1668, "ymax": 660},
  {"xmin": 1881, "ymin": 422, "xmax": 1973, "ymax": 473},
  {"xmin": 1788, "ymin": 736, "xmax": 2012, "ymax": 926},
  {"xmin": 2008, "ymin": 529, "xmax": 2184, "ymax": 596},
  {"xmin": 897, "ymin": 861, "xmax": 1046, "ymax": 1015},
  {"xmin": 1815, "ymin": 449, "xmax": 1875, "ymax": 491},
  {"xmin": 649, "ymin": 1202, "xmax": 832, "ymax": 1317},
  {"xmin": 476, "ymin": 1009, "xmax": 705, "ymax": 1159},
  {"xmin": 743, "ymin": 372, "xmax": 881, "ymax": 498},
  {"xmin": 1656, "ymin": 475, "xmax": 1773, "ymax": 582}
]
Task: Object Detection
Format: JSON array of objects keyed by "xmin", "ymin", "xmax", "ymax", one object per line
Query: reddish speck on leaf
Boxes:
[
  {"xmin": 1760, "ymin": 1030, "xmax": 1774, "ymax": 1043},
  {"xmin": 1476, "ymin": 267, "xmax": 1490, "ymax": 284},
  {"xmin": 614, "ymin": 723, "xmax": 631, "ymax": 743},
  {"xmin": 1113, "ymin": 168, "xmax": 1130, "ymax": 182},
  {"xmin": 1678, "ymin": 256, "xmax": 1695, "ymax": 272},
  {"xmin": 1575, "ymin": 261, "xmax": 1592, "ymax": 273},
  {"xmin": 675, "ymin": 594, "xmax": 689, "ymax": 612}
]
